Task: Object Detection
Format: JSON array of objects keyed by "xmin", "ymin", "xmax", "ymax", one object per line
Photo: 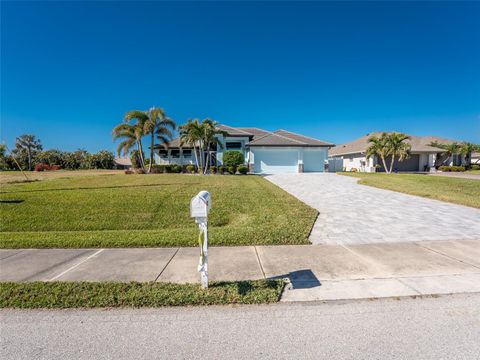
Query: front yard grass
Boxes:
[
  {"xmin": 340, "ymin": 172, "xmax": 480, "ymax": 209},
  {"xmin": 0, "ymin": 280, "xmax": 284, "ymax": 308},
  {"xmin": 0, "ymin": 173, "xmax": 317, "ymax": 248}
]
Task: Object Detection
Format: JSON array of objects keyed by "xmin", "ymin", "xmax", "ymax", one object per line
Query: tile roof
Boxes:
[
  {"xmin": 155, "ymin": 124, "xmax": 333, "ymax": 149},
  {"xmin": 246, "ymin": 129, "xmax": 334, "ymax": 147},
  {"xmin": 329, "ymin": 132, "xmax": 459, "ymax": 156}
]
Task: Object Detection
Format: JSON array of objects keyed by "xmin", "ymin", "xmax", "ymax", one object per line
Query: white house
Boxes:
[
  {"xmin": 328, "ymin": 132, "xmax": 465, "ymax": 172},
  {"xmin": 153, "ymin": 124, "xmax": 334, "ymax": 174}
]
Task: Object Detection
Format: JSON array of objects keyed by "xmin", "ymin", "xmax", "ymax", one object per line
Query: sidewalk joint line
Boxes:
[
  {"xmin": 395, "ymin": 277, "xmax": 422, "ymax": 295},
  {"xmin": 155, "ymin": 248, "xmax": 179, "ymax": 282},
  {"xmin": 254, "ymin": 246, "xmax": 266, "ymax": 279},
  {"xmin": 415, "ymin": 242, "xmax": 480, "ymax": 270},
  {"xmin": 48, "ymin": 249, "xmax": 105, "ymax": 281}
]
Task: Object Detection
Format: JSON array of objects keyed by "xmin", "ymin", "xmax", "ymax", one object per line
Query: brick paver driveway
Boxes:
[{"xmin": 266, "ymin": 173, "xmax": 480, "ymax": 245}]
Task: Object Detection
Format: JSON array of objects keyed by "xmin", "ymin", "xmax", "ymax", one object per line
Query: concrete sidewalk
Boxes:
[{"xmin": 1, "ymin": 240, "xmax": 479, "ymax": 301}]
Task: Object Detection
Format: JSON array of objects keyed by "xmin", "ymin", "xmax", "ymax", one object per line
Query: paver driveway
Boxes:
[{"xmin": 266, "ymin": 173, "xmax": 480, "ymax": 245}]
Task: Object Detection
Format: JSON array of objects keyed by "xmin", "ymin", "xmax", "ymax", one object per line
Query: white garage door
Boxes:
[
  {"xmin": 254, "ymin": 149, "xmax": 298, "ymax": 174},
  {"xmin": 303, "ymin": 148, "xmax": 326, "ymax": 172}
]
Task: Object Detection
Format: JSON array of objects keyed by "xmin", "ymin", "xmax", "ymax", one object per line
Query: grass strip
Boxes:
[
  {"xmin": 0, "ymin": 280, "xmax": 285, "ymax": 308},
  {"xmin": 340, "ymin": 172, "xmax": 480, "ymax": 209}
]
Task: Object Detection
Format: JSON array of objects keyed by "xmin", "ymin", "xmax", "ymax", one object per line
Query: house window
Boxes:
[
  {"xmin": 170, "ymin": 150, "xmax": 180, "ymax": 158},
  {"xmin": 158, "ymin": 150, "xmax": 168, "ymax": 157},
  {"xmin": 226, "ymin": 141, "xmax": 242, "ymax": 150},
  {"xmin": 182, "ymin": 150, "xmax": 192, "ymax": 157}
]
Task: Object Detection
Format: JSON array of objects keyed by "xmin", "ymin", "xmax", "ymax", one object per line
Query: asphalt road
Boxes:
[{"xmin": 1, "ymin": 294, "xmax": 479, "ymax": 360}]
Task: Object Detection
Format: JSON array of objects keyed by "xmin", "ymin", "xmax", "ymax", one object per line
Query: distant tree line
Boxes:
[{"xmin": 0, "ymin": 134, "xmax": 115, "ymax": 171}]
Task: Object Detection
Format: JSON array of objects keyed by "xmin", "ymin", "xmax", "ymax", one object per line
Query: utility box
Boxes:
[{"xmin": 190, "ymin": 190, "xmax": 211, "ymax": 219}]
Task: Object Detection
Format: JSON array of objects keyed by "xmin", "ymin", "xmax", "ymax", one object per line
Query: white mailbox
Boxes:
[
  {"xmin": 190, "ymin": 190, "xmax": 211, "ymax": 289},
  {"xmin": 190, "ymin": 190, "xmax": 211, "ymax": 220}
]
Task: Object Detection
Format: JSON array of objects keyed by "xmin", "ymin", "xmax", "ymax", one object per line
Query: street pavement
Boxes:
[
  {"xmin": 1, "ymin": 293, "xmax": 479, "ymax": 360},
  {"xmin": 266, "ymin": 173, "xmax": 480, "ymax": 245},
  {"xmin": 1, "ymin": 240, "xmax": 479, "ymax": 301}
]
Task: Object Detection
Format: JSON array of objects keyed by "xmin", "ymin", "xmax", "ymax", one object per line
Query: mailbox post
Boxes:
[{"xmin": 190, "ymin": 191, "xmax": 211, "ymax": 289}]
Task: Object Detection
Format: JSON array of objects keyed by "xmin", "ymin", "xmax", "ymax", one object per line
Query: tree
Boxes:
[
  {"xmin": 223, "ymin": 151, "xmax": 244, "ymax": 168},
  {"xmin": 366, "ymin": 133, "xmax": 390, "ymax": 173},
  {"xmin": 179, "ymin": 118, "xmax": 226, "ymax": 174},
  {"xmin": 13, "ymin": 134, "xmax": 42, "ymax": 170},
  {"xmin": 143, "ymin": 107, "xmax": 176, "ymax": 173},
  {"xmin": 200, "ymin": 119, "xmax": 227, "ymax": 174},
  {"xmin": 113, "ymin": 122, "xmax": 145, "ymax": 170},
  {"xmin": 429, "ymin": 141, "xmax": 461, "ymax": 165},
  {"xmin": 459, "ymin": 142, "xmax": 477, "ymax": 165},
  {"xmin": 385, "ymin": 132, "xmax": 411, "ymax": 173},
  {"xmin": 179, "ymin": 119, "xmax": 203, "ymax": 170}
]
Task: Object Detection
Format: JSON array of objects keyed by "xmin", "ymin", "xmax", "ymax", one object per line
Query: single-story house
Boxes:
[
  {"xmin": 114, "ymin": 157, "xmax": 132, "ymax": 170},
  {"xmin": 328, "ymin": 132, "xmax": 464, "ymax": 172},
  {"xmin": 153, "ymin": 124, "xmax": 334, "ymax": 174}
]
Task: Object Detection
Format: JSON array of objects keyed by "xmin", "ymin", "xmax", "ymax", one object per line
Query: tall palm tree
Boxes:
[
  {"xmin": 179, "ymin": 119, "xmax": 203, "ymax": 170},
  {"xmin": 14, "ymin": 134, "xmax": 42, "ymax": 171},
  {"xmin": 123, "ymin": 110, "xmax": 149, "ymax": 169},
  {"xmin": 143, "ymin": 107, "xmax": 176, "ymax": 173},
  {"xmin": 386, "ymin": 132, "xmax": 411, "ymax": 173},
  {"xmin": 366, "ymin": 133, "xmax": 390, "ymax": 173},
  {"xmin": 112, "ymin": 122, "xmax": 145, "ymax": 169},
  {"xmin": 200, "ymin": 119, "xmax": 227, "ymax": 174}
]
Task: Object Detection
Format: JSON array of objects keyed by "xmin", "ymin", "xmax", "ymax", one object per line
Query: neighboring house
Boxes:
[
  {"xmin": 114, "ymin": 157, "xmax": 132, "ymax": 169},
  {"xmin": 328, "ymin": 132, "xmax": 465, "ymax": 172},
  {"xmin": 153, "ymin": 124, "xmax": 334, "ymax": 174},
  {"xmin": 471, "ymin": 152, "xmax": 480, "ymax": 165}
]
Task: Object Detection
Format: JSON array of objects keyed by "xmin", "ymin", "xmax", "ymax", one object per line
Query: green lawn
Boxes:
[
  {"xmin": 0, "ymin": 173, "xmax": 317, "ymax": 248},
  {"xmin": 0, "ymin": 280, "xmax": 284, "ymax": 308},
  {"xmin": 340, "ymin": 172, "xmax": 480, "ymax": 208}
]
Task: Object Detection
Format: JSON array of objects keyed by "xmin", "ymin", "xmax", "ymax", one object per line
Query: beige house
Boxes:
[{"xmin": 328, "ymin": 132, "xmax": 464, "ymax": 172}]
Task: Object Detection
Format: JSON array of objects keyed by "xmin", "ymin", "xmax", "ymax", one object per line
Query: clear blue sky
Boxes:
[{"xmin": 1, "ymin": 1, "xmax": 479, "ymax": 152}]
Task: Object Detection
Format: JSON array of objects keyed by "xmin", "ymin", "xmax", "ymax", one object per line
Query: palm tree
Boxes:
[
  {"xmin": 179, "ymin": 119, "xmax": 203, "ymax": 170},
  {"xmin": 200, "ymin": 119, "xmax": 227, "ymax": 174},
  {"xmin": 14, "ymin": 134, "xmax": 42, "ymax": 170},
  {"xmin": 385, "ymin": 132, "xmax": 411, "ymax": 173},
  {"xmin": 143, "ymin": 107, "xmax": 176, "ymax": 173},
  {"xmin": 366, "ymin": 133, "xmax": 390, "ymax": 173},
  {"xmin": 112, "ymin": 122, "xmax": 145, "ymax": 170},
  {"xmin": 123, "ymin": 110, "xmax": 150, "ymax": 169},
  {"xmin": 430, "ymin": 141, "xmax": 461, "ymax": 165},
  {"xmin": 459, "ymin": 142, "xmax": 476, "ymax": 165}
]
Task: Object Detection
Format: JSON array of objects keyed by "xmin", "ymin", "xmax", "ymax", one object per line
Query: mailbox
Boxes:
[
  {"xmin": 190, "ymin": 190, "xmax": 211, "ymax": 289},
  {"xmin": 190, "ymin": 190, "xmax": 211, "ymax": 220}
]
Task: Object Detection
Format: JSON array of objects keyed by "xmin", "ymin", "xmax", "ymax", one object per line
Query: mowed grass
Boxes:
[
  {"xmin": 340, "ymin": 172, "xmax": 480, "ymax": 208},
  {"xmin": 0, "ymin": 280, "xmax": 284, "ymax": 308},
  {"xmin": 0, "ymin": 173, "xmax": 317, "ymax": 248}
]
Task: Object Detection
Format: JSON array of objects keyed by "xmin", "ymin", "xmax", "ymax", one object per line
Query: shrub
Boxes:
[
  {"xmin": 124, "ymin": 170, "xmax": 134, "ymax": 175},
  {"xmin": 223, "ymin": 151, "xmax": 244, "ymax": 167},
  {"xmin": 34, "ymin": 163, "xmax": 50, "ymax": 172},
  {"xmin": 172, "ymin": 165, "xmax": 182, "ymax": 173},
  {"xmin": 163, "ymin": 165, "xmax": 173, "ymax": 173},
  {"xmin": 227, "ymin": 165, "xmax": 236, "ymax": 174},
  {"xmin": 439, "ymin": 165, "xmax": 465, "ymax": 172},
  {"xmin": 210, "ymin": 166, "xmax": 217, "ymax": 174},
  {"xmin": 135, "ymin": 168, "xmax": 146, "ymax": 174},
  {"xmin": 237, "ymin": 165, "xmax": 248, "ymax": 175},
  {"xmin": 50, "ymin": 165, "xmax": 62, "ymax": 171},
  {"xmin": 151, "ymin": 165, "xmax": 164, "ymax": 174},
  {"xmin": 186, "ymin": 165, "xmax": 195, "ymax": 174},
  {"xmin": 471, "ymin": 164, "xmax": 480, "ymax": 170},
  {"xmin": 218, "ymin": 165, "xmax": 226, "ymax": 174}
]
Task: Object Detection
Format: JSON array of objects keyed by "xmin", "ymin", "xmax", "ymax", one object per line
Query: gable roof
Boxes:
[
  {"xmin": 329, "ymin": 132, "xmax": 459, "ymax": 156},
  {"xmin": 246, "ymin": 129, "xmax": 334, "ymax": 147},
  {"xmin": 154, "ymin": 124, "xmax": 333, "ymax": 149}
]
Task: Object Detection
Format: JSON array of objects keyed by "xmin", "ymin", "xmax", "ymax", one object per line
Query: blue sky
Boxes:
[{"xmin": 1, "ymin": 1, "xmax": 479, "ymax": 152}]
